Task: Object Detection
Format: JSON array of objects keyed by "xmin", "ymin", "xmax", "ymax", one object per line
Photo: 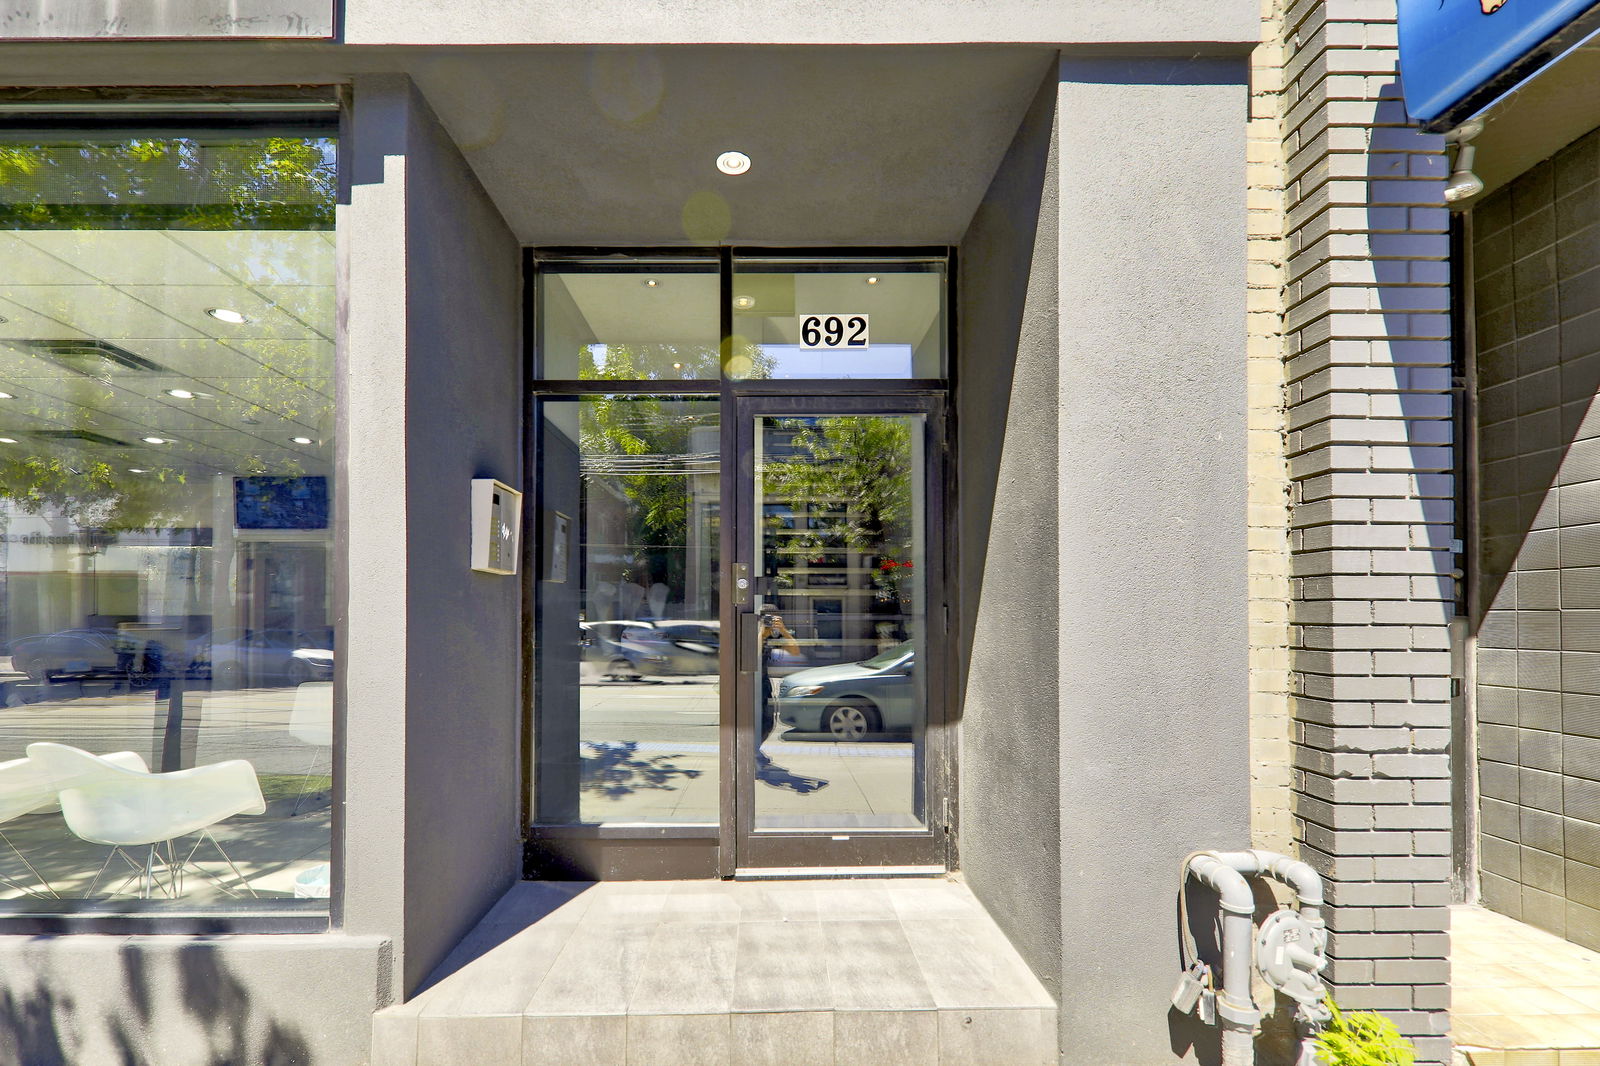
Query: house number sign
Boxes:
[{"xmin": 798, "ymin": 314, "xmax": 869, "ymax": 349}]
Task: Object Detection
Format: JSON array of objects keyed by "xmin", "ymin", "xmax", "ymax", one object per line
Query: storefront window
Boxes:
[{"xmin": 0, "ymin": 128, "xmax": 336, "ymax": 910}]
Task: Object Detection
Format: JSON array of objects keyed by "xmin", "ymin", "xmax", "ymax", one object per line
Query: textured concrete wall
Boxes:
[
  {"xmin": 0, "ymin": 935, "xmax": 387, "ymax": 1065},
  {"xmin": 1473, "ymin": 126, "xmax": 1600, "ymax": 951},
  {"xmin": 341, "ymin": 0, "xmax": 1258, "ymax": 46},
  {"xmin": 1281, "ymin": 0, "xmax": 1455, "ymax": 1059},
  {"xmin": 340, "ymin": 74, "xmax": 525, "ymax": 999},
  {"xmin": 1055, "ymin": 55, "xmax": 1251, "ymax": 1066},
  {"xmin": 955, "ymin": 67, "xmax": 1063, "ymax": 1006}
]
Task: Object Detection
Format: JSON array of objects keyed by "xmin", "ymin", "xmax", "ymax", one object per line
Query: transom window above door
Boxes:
[{"xmin": 534, "ymin": 253, "xmax": 947, "ymax": 382}]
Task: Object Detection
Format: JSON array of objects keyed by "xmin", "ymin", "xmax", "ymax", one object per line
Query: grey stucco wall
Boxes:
[
  {"xmin": 0, "ymin": 934, "xmax": 387, "ymax": 1065},
  {"xmin": 340, "ymin": 74, "xmax": 524, "ymax": 998},
  {"xmin": 1053, "ymin": 55, "xmax": 1251, "ymax": 1065},
  {"xmin": 955, "ymin": 67, "xmax": 1064, "ymax": 1007},
  {"xmin": 1474, "ymin": 124, "xmax": 1600, "ymax": 950},
  {"xmin": 957, "ymin": 55, "xmax": 1250, "ymax": 1065}
]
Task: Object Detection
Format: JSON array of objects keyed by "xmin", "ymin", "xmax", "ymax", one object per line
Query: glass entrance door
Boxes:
[{"xmin": 729, "ymin": 395, "xmax": 947, "ymax": 871}]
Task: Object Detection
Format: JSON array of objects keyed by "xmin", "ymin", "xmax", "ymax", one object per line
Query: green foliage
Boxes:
[
  {"xmin": 1312, "ymin": 1000, "xmax": 1415, "ymax": 1066},
  {"xmin": 763, "ymin": 416, "xmax": 913, "ymax": 558}
]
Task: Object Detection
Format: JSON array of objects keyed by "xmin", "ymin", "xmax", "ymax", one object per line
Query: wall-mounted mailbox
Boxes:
[{"xmin": 470, "ymin": 479, "xmax": 522, "ymax": 575}]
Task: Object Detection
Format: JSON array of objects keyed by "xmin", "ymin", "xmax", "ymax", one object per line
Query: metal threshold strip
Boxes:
[{"xmin": 733, "ymin": 865, "xmax": 945, "ymax": 880}]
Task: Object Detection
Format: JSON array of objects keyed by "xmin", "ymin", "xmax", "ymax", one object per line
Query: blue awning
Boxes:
[{"xmin": 1398, "ymin": 0, "xmax": 1600, "ymax": 131}]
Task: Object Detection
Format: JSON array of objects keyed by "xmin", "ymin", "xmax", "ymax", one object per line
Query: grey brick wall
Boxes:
[
  {"xmin": 1473, "ymin": 124, "xmax": 1600, "ymax": 951},
  {"xmin": 1283, "ymin": 0, "xmax": 1455, "ymax": 1060}
]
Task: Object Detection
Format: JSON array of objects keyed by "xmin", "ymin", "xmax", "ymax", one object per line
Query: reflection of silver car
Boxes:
[
  {"xmin": 775, "ymin": 642, "xmax": 916, "ymax": 739},
  {"xmin": 617, "ymin": 621, "xmax": 719, "ymax": 677}
]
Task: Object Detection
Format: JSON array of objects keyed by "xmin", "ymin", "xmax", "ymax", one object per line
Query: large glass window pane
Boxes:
[
  {"xmin": 752, "ymin": 414, "xmax": 927, "ymax": 830},
  {"xmin": 730, "ymin": 259, "xmax": 945, "ymax": 380},
  {"xmin": 535, "ymin": 396, "xmax": 720, "ymax": 824},
  {"xmin": 539, "ymin": 263, "xmax": 720, "ymax": 380},
  {"xmin": 0, "ymin": 130, "xmax": 336, "ymax": 910}
]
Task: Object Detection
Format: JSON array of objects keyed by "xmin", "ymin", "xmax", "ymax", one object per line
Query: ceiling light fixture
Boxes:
[
  {"xmin": 128, "ymin": 468, "xmax": 147, "ymax": 474},
  {"xmin": 716, "ymin": 151, "xmax": 751, "ymax": 176},
  {"xmin": 644, "ymin": 279, "xmax": 659, "ymax": 288},
  {"xmin": 0, "ymin": 438, "xmax": 15, "ymax": 444},
  {"xmin": 733, "ymin": 295, "xmax": 756, "ymax": 310},
  {"xmin": 0, "ymin": 393, "xmax": 13, "ymax": 400},
  {"xmin": 866, "ymin": 276, "xmax": 879, "ymax": 285},
  {"xmin": 166, "ymin": 389, "xmax": 194, "ymax": 399},
  {"xmin": 290, "ymin": 436, "xmax": 313, "ymax": 445},
  {"xmin": 205, "ymin": 307, "xmax": 248, "ymax": 325},
  {"xmin": 141, "ymin": 436, "xmax": 167, "ymax": 445}
]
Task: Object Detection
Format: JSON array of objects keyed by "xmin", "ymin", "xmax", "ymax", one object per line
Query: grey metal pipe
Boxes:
[{"xmin": 1183, "ymin": 852, "xmax": 1261, "ymax": 1066}]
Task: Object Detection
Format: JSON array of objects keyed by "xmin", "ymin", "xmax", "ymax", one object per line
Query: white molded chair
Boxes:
[
  {"xmin": 26, "ymin": 743, "xmax": 265, "ymax": 900},
  {"xmin": 0, "ymin": 749, "xmax": 148, "ymax": 898},
  {"xmin": 287, "ymin": 682, "xmax": 333, "ymax": 815}
]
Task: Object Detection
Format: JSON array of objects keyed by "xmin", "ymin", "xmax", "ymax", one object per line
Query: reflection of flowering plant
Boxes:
[{"xmin": 874, "ymin": 557, "xmax": 914, "ymax": 601}]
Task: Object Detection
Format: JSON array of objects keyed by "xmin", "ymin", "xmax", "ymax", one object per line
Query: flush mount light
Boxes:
[
  {"xmin": 672, "ymin": 362, "xmax": 684, "ymax": 370},
  {"xmin": 205, "ymin": 307, "xmax": 248, "ymax": 325},
  {"xmin": 128, "ymin": 468, "xmax": 147, "ymax": 474},
  {"xmin": 866, "ymin": 276, "xmax": 879, "ymax": 285},
  {"xmin": 644, "ymin": 279, "xmax": 659, "ymax": 288},
  {"xmin": 0, "ymin": 438, "xmax": 15, "ymax": 444},
  {"xmin": 166, "ymin": 389, "xmax": 194, "ymax": 399},
  {"xmin": 141, "ymin": 436, "xmax": 167, "ymax": 445},
  {"xmin": 716, "ymin": 151, "xmax": 751, "ymax": 176},
  {"xmin": 0, "ymin": 393, "xmax": 13, "ymax": 400},
  {"xmin": 290, "ymin": 436, "xmax": 313, "ymax": 445},
  {"xmin": 733, "ymin": 295, "xmax": 756, "ymax": 310}
]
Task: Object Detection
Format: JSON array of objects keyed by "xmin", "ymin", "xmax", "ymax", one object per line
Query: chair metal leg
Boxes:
[
  {"xmin": 0, "ymin": 830, "xmax": 57, "ymax": 898},
  {"xmin": 291, "ymin": 747, "xmax": 328, "ymax": 816}
]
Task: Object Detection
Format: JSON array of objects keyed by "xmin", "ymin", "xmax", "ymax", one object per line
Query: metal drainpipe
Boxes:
[
  {"xmin": 1184, "ymin": 852, "xmax": 1262, "ymax": 1066},
  {"xmin": 1215, "ymin": 850, "xmax": 1329, "ymax": 1066}
]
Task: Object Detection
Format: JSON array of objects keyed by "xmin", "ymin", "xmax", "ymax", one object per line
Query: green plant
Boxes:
[{"xmin": 1312, "ymin": 999, "xmax": 1415, "ymax": 1066}]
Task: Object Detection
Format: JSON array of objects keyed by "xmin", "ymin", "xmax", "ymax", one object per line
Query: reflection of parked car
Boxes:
[
  {"xmin": 9, "ymin": 628, "xmax": 123, "ymax": 682},
  {"xmin": 580, "ymin": 620, "xmax": 652, "ymax": 679},
  {"xmin": 616, "ymin": 621, "xmax": 719, "ymax": 678},
  {"xmin": 775, "ymin": 642, "xmax": 916, "ymax": 739},
  {"xmin": 196, "ymin": 628, "xmax": 334, "ymax": 687}
]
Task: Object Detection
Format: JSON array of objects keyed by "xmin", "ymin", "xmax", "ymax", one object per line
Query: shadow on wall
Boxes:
[{"xmin": 0, "ymin": 942, "xmax": 314, "ymax": 1066}]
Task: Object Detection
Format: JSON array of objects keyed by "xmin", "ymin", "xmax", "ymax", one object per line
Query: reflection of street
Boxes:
[
  {"xmin": 578, "ymin": 677, "xmax": 920, "ymax": 829},
  {"xmin": 0, "ymin": 680, "xmax": 329, "ymax": 901}
]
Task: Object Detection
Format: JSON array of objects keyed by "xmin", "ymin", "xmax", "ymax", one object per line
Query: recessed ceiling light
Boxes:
[
  {"xmin": 866, "ymin": 276, "xmax": 879, "ymax": 285},
  {"xmin": 290, "ymin": 436, "xmax": 313, "ymax": 445},
  {"xmin": 716, "ymin": 151, "xmax": 751, "ymax": 176},
  {"xmin": 0, "ymin": 393, "xmax": 13, "ymax": 400},
  {"xmin": 166, "ymin": 389, "xmax": 194, "ymax": 399},
  {"xmin": 128, "ymin": 468, "xmax": 147, "ymax": 474},
  {"xmin": 733, "ymin": 295, "xmax": 756, "ymax": 310},
  {"xmin": 644, "ymin": 279, "xmax": 659, "ymax": 288},
  {"xmin": 141, "ymin": 436, "xmax": 167, "ymax": 445},
  {"xmin": 0, "ymin": 438, "xmax": 16, "ymax": 444},
  {"xmin": 205, "ymin": 307, "xmax": 248, "ymax": 325},
  {"xmin": 672, "ymin": 362, "xmax": 683, "ymax": 370}
]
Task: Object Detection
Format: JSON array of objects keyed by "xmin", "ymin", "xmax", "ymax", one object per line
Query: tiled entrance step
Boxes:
[
  {"xmin": 1452, "ymin": 904, "xmax": 1600, "ymax": 1066},
  {"xmin": 372, "ymin": 878, "xmax": 1058, "ymax": 1066}
]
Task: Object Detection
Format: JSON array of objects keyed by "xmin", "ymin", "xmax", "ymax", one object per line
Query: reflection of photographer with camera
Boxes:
[{"xmin": 756, "ymin": 605, "xmax": 799, "ymax": 762}]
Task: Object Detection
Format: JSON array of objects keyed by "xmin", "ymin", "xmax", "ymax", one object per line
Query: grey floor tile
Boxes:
[
  {"xmin": 823, "ymin": 921, "xmax": 936, "ymax": 1011},
  {"xmin": 885, "ymin": 882, "xmax": 986, "ymax": 921},
  {"xmin": 626, "ymin": 1013, "xmax": 733, "ymax": 1066},
  {"xmin": 370, "ymin": 1009, "xmax": 418, "ymax": 1066},
  {"xmin": 834, "ymin": 1010, "xmax": 938, "ymax": 1066},
  {"xmin": 420, "ymin": 918, "xmax": 586, "ymax": 1016},
  {"xmin": 937, "ymin": 1009, "xmax": 1057, "ymax": 1065},
  {"xmin": 416, "ymin": 1014, "xmax": 522, "ymax": 1066},
  {"xmin": 522, "ymin": 1014, "xmax": 627, "ymax": 1066},
  {"xmin": 731, "ymin": 1011, "xmax": 835, "ymax": 1066},
  {"xmin": 732, "ymin": 921, "xmax": 834, "ymax": 1012},
  {"xmin": 901, "ymin": 919, "xmax": 1056, "ymax": 1009},
  {"xmin": 809, "ymin": 882, "xmax": 899, "ymax": 922},
  {"xmin": 628, "ymin": 920, "xmax": 739, "ymax": 1014},
  {"xmin": 735, "ymin": 883, "xmax": 822, "ymax": 922},
  {"xmin": 528, "ymin": 918, "xmax": 659, "ymax": 1015},
  {"xmin": 663, "ymin": 884, "xmax": 744, "ymax": 923}
]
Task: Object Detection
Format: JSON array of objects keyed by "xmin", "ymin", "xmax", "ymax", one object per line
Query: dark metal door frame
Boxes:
[{"xmin": 720, "ymin": 391, "xmax": 951, "ymax": 874}]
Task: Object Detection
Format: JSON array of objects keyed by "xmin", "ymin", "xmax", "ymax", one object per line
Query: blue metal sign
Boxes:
[{"xmin": 1399, "ymin": 0, "xmax": 1600, "ymax": 130}]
